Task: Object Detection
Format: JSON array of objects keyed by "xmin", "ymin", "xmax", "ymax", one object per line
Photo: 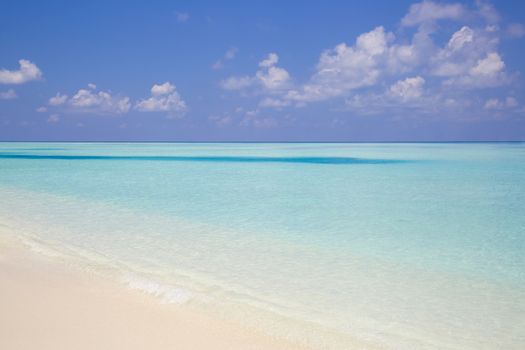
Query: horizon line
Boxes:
[{"xmin": 0, "ymin": 140, "xmax": 524, "ymax": 144}]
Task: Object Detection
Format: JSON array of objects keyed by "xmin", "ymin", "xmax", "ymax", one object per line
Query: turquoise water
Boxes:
[{"xmin": 0, "ymin": 142, "xmax": 524, "ymax": 349}]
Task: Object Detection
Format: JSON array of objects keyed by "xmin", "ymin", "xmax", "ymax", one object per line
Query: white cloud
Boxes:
[
  {"xmin": 429, "ymin": 23, "xmax": 512, "ymax": 90},
  {"xmin": 344, "ymin": 75, "xmax": 435, "ymax": 116},
  {"xmin": 344, "ymin": 89, "xmax": 444, "ymax": 117},
  {"xmin": 447, "ymin": 26, "xmax": 475, "ymax": 51},
  {"xmin": 444, "ymin": 52, "xmax": 509, "ymax": 87},
  {"xmin": 0, "ymin": 89, "xmax": 17, "ymax": 99},
  {"xmin": 0, "ymin": 59, "xmax": 42, "ymax": 84},
  {"xmin": 259, "ymin": 53, "xmax": 279, "ymax": 68},
  {"xmin": 431, "ymin": 25, "xmax": 492, "ymax": 77},
  {"xmin": 48, "ymin": 93, "xmax": 68, "ymax": 106},
  {"xmin": 176, "ymin": 12, "xmax": 189, "ymax": 22},
  {"xmin": 47, "ymin": 85, "xmax": 130, "ymax": 114},
  {"xmin": 256, "ymin": 66, "xmax": 290, "ymax": 90},
  {"xmin": 69, "ymin": 88, "xmax": 130, "ymax": 114},
  {"xmin": 135, "ymin": 82, "xmax": 187, "ymax": 117},
  {"xmin": 470, "ymin": 52, "xmax": 505, "ymax": 76},
  {"xmin": 36, "ymin": 106, "xmax": 47, "ymax": 112},
  {"xmin": 401, "ymin": 1, "xmax": 465, "ymax": 27},
  {"xmin": 386, "ymin": 43, "xmax": 420, "ymax": 73},
  {"xmin": 284, "ymin": 26, "xmax": 390, "ymax": 103},
  {"xmin": 151, "ymin": 81, "xmax": 175, "ymax": 95},
  {"xmin": 221, "ymin": 53, "xmax": 290, "ymax": 92},
  {"xmin": 255, "ymin": 53, "xmax": 290, "ymax": 90},
  {"xmin": 484, "ymin": 96, "xmax": 518, "ymax": 109},
  {"xmin": 389, "ymin": 76, "xmax": 425, "ymax": 101},
  {"xmin": 222, "ymin": 1, "xmax": 519, "ymax": 119}
]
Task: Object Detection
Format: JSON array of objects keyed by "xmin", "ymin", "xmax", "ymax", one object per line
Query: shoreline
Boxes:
[
  {"xmin": 0, "ymin": 192, "xmax": 376, "ymax": 350},
  {"xmin": 0, "ymin": 235, "xmax": 306, "ymax": 350}
]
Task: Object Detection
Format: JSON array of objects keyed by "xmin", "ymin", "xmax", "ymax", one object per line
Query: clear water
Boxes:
[{"xmin": 0, "ymin": 142, "xmax": 524, "ymax": 349}]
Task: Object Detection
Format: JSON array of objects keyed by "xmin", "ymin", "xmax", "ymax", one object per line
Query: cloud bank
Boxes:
[{"xmin": 221, "ymin": 1, "xmax": 522, "ymax": 119}]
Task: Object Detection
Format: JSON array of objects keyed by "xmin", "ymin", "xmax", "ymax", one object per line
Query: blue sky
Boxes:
[{"xmin": 1, "ymin": 0, "xmax": 525, "ymax": 141}]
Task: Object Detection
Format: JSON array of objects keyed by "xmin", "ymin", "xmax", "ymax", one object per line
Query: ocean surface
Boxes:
[{"xmin": 0, "ymin": 142, "xmax": 524, "ymax": 349}]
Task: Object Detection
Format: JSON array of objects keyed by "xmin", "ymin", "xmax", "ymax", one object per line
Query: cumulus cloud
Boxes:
[
  {"xmin": 216, "ymin": 0, "xmax": 525, "ymax": 123},
  {"xmin": 151, "ymin": 81, "xmax": 175, "ymax": 95},
  {"xmin": 389, "ymin": 76, "xmax": 425, "ymax": 101},
  {"xmin": 470, "ymin": 52, "xmax": 504, "ymax": 75},
  {"xmin": 256, "ymin": 66, "xmax": 290, "ymax": 90},
  {"xmin": 48, "ymin": 93, "xmax": 68, "ymax": 106},
  {"xmin": 46, "ymin": 84, "xmax": 130, "ymax": 115},
  {"xmin": 0, "ymin": 89, "xmax": 17, "ymax": 100},
  {"xmin": 135, "ymin": 82, "xmax": 187, "ymax": 117},
  {"xmin": 221, "ymin": 1, "xmax": 518, "ymax": 120},
  {"xmin": 0, "ymin": 59, "xmax": 42, "ymax": 84},
  {"xmin": 259, "ymin": 53, "xmax": 279, "ymax": 68},
  {"xmin": 344, "ymin": 75, "xmax": 435, "ymax": 116},
  {"xmin": 448, "ymin": 26, "xmax": 475, "ymax": 51},
  {"xmin": 69, "ymin": 89, "xmax": 130, "ymax": 114},
  {"xmin": 221, "ymin": 53, "xmax": 290, "ymax": 92},
  {"xmin": 431, "ymin": 26, "xmax": 476, "ymax": 77},
  {"xmin": 284, "ymin": 26, "xmax": 391, "ymax": 103},
  {"xmin": 444, "ymin": 52, "xmax": 509, "ymax": 87}
]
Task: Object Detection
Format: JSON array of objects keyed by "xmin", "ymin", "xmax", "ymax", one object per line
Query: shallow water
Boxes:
[{"xmin": 0, "ymin": 142, "xmax": 524, "ymax": 349}]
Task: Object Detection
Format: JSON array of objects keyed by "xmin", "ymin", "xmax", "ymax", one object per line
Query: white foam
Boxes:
[{"xmin": 124, "ymin": 275, "xmax": 193, "ymax": 304}]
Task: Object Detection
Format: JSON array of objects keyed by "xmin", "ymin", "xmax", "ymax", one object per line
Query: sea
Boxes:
[{"xmin": 0, "ymin": 142, "xmax": 524, "ymax": 349}]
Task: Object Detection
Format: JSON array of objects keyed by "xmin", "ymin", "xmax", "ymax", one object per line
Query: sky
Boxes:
[{"xmin": 1, "ymin": 0, "xmax": 525, "ymax": 141}]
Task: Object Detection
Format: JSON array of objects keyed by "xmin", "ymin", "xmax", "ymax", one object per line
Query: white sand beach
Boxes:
[{"xmin": 0, "ymin": 236, "xmax": 305, "ymax": 350}]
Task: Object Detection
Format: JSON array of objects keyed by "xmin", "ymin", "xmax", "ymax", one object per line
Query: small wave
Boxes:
[{"xmin": 124, "ymin": 275, "xmax": 193, "ymax": 304}]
